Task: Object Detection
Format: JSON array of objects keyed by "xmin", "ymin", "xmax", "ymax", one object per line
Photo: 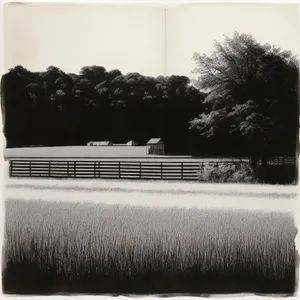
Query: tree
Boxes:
[
  {"xmin": 190, "ymin": 32, "xmax": 298, "ymax": 167},
  {"xmin": 2, "ymin": 65, "xmax": 206, "ymax": 153}
]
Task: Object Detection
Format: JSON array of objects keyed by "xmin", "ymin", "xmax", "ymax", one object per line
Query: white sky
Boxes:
[
  {"xmin": 167, "ymin": 3, "xmax": 299, "ymax": 76},
  {"xmin": 3, "ymin": 3, "xmax": 299, "ymax": 77},
  {"xmin": 3, "ymin": 4, "xmax": 166, "ymax": 76}
]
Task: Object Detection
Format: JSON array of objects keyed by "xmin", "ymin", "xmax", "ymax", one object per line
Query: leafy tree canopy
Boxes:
[{"xmin": 190, "ymin": 32, "xmax": 298, "ymax": 159}]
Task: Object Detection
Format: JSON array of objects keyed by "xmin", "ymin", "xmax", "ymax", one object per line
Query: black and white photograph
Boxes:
[{"xmin": 1, "ymin": 1, "xmax": 299, "ymax": 296}]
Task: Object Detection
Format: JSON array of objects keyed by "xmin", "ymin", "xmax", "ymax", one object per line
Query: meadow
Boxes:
[
  {"xmin": 4, "ymin": 146, "xmax": 248, "ymax": 160},
  {"xmin": 4, "ymin": 146, "xmax": 150, "ymax": 159},
  {"xmin": 3, "ymin": 199, "xmax": 297, "ymax": 295}
]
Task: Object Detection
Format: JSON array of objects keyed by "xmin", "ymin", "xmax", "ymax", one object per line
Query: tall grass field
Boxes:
[{"xmin": 2, "ymin": 200, "xmax": 297, "ymax": 295}]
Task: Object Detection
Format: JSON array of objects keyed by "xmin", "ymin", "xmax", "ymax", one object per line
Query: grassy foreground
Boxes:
[{"xmin": 2, "ymin": 200, "xmax": 297, "ymax": 295}]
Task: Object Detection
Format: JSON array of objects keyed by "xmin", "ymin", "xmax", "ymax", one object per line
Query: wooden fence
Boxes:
[
  {"xmin": 9, "ymin": 157, "xmax": 296, "ymax": 181},
  {"xmin": 9, "ymin": 159, "xmax": 246, "ymax": 181},
  {"xmin": 264, "ymin": 156, "xmax": 296, "ymax": 166}
]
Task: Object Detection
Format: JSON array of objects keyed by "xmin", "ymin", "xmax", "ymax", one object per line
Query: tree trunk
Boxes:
[
  {"xmin": 249, "ymin": 156, "xmax": 258, "ymax": 168},
  {"xmin": 261, "ymin": 156, "xmax": 268, "ymax": 168}
]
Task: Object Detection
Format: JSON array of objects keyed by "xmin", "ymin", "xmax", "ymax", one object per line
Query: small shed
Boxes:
[
  {"xmin": 146, "ymin": 138, "xmax": 164, "ymax": 155},
  {"xmin": 126, "ymin": 140, "xmax": 137, "ymax": 146},
  {"xmin": 87, "ymin": 141, "xmax": 113, "ymax": 146}
]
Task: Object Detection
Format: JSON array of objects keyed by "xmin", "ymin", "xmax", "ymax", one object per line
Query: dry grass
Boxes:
[{"xmin": 3, "ymin": 200, "xmax": 297, "ymax": 295}]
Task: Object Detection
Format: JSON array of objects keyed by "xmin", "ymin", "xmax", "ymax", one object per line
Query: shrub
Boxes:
[{"xmin": 199, "ymin": 162, "xmax": 258, "ymax": 183}]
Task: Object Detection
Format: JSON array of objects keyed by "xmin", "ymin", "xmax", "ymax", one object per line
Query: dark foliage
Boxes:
[
  {"xmin": 1, "ymin": 66, "xmax": 211, "ymax": 154},
  {"xmin": 190, "ymin": 32, "xmax": 299, "ymax": 162}
]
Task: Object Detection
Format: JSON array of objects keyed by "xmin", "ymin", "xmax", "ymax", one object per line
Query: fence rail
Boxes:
[
  {"xmin": 9, "ymin": 157, "xmax": 296, "ymax": 181},
  {"xmin": 8, "ymin": 159, "xmax": 238, "ymax": 181},
  {"xmin": 265, "ymin": 156, "xmax": 296, "ymax": 166}
]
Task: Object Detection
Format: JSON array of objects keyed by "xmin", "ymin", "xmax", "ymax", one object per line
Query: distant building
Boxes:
[
  {"xmin": 112, "ymin": 140, "xmax": 138, "ymax": 146},
  {"xmin": 146, "ymin": 138, "xmax": 164, "ymax": 155},
  {"xmin": 126, "ymin": 140, "xmax": 137, "ymax": 146},
  {"xmin": 87, "ymin": 141, "xmax": 113, "ymax": 146}
]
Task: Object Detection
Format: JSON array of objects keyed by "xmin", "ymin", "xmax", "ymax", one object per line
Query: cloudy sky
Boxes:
[{"xmin": 3, "ymin": 3, "xmax": 298, "ymax": 78}]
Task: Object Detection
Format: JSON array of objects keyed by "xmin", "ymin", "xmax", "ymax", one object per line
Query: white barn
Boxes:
[
  {"xmin": 126, "ymin": 140, "xmax": 137, "ymax": 146},
  {"xmin": 87, "ymin": 141, "xmax": 113, "ymax": 146},
  {"xmin": 146, "ymin": 138, "xmax": 164, "ymax": 155}
]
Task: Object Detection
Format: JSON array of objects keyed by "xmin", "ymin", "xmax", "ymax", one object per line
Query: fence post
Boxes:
[
  {"xmin": 67, "ymin": 161, "xmax": 69, "ymax": 178},
  {"xmin": 48, "ymin": 161, "xmax": 51, "ymax": 177},
  {"xmin": 98, "ymin": 161, "xmax": 101, "ymax": 178},
  {"xmin": 94, "ymin": 161, "xmax": 96, "ymax": 178},
  {"xmin": 161, "ymin": 162, "xmax": 163, "ymax": 179},
  {"xmin": 29, "ymin": 161, "xmax": 32, "ymax": 177},
  {"xmin": 139, "ymin": 162, "xmax": 142, "ymax": 179},
  {"xmin": 9, "ymin": 161, "xmax": 13, "ymax": 177},
  {"xmin": 119, "ymin": 162, "xmax": 121, "ymax": 178},
  {"xmin": 74, "ymin": 161, "xmax": 77, "ymax": 178},
  {"xmin": 181, "ymin": 162, "xmax": 184, "ymax": 180}
]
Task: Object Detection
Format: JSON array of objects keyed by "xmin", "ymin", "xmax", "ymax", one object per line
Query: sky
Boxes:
[
  {"xmin": 166, "ymin": 3, "xmax": 299, "ymax": 76},
  {"xmin": 3, "ymin": 2, "xmax": 299, "ymax": 78},
  {"xmin": 3, "ymin": 4, "xmax": 165, "ymax": 76}
]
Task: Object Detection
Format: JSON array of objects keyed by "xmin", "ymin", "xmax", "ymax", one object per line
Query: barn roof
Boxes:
[
  {"xmin": 91, "ymin": 141, "xmax": 112, "ymax": 145},
  {"xmin": 147, "ymin": 138, "xmax": 163, "ymax": 145}
]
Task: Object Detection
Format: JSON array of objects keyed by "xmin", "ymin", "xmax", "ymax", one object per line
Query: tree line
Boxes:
[
  {"xmin": 1, "ymin": 32, "xmax": 298, "ymax": 161},
  {"xmin": 1, "ymin": 66, "xmax": 209, "ymax": 154}
]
